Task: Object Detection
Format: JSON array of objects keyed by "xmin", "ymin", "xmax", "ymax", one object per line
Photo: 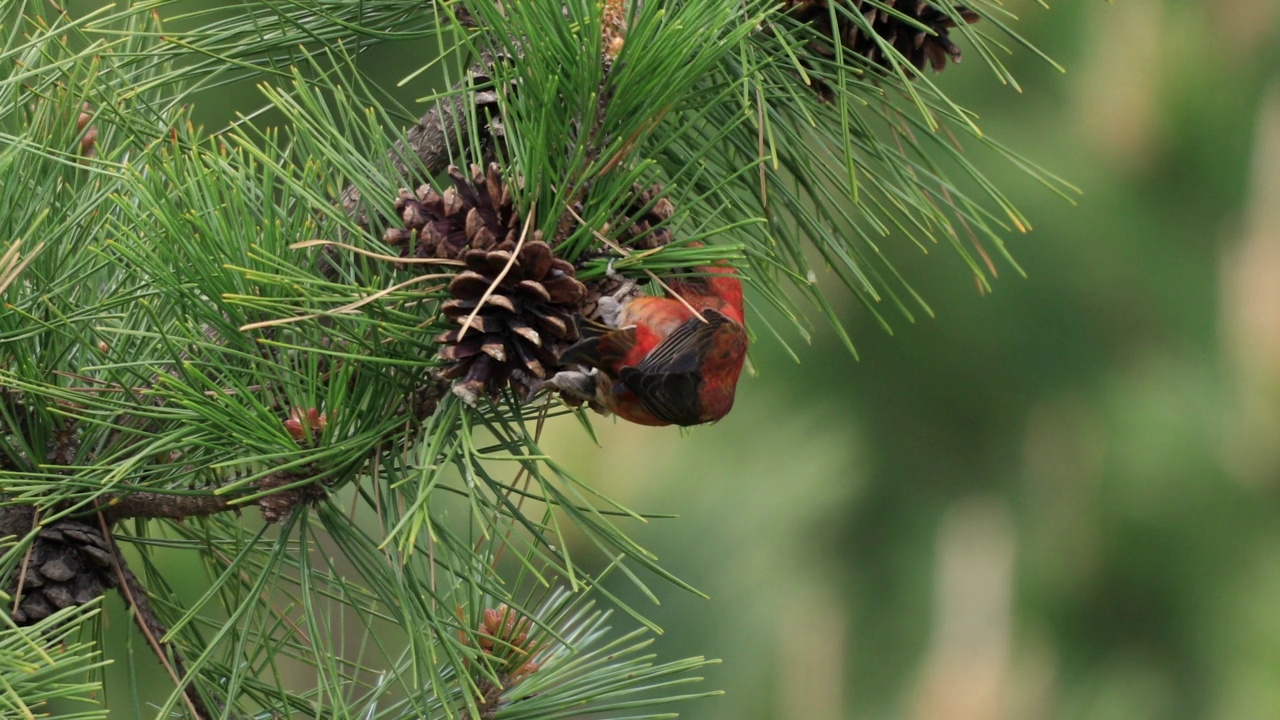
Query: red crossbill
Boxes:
[{"xmin": 556, "ymin": 258, "xmax": 747, "ymax": 427}]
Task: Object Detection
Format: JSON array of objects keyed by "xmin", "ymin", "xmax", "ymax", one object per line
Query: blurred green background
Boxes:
[
  {"xmin": 548, "ymin": 2, "xmax": 1280, "ymax": 719},
  {"xmin": 92, "ymin": 0, "xmax": 1280, "ymax": 718}
]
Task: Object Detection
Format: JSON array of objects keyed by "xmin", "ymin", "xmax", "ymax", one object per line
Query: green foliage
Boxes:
[
  {"xmin": 0, "ymin": 603, "xmax": 109, "ymax": 718},
  {"xmin": 0, "ymin": 0, "xmax": 1061, "ymax": 716}
]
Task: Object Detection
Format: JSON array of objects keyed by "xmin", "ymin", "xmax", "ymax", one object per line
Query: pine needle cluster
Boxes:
[{"xmin": 0, "ymin": 0, "xmax": 1069, "ymax": 717}]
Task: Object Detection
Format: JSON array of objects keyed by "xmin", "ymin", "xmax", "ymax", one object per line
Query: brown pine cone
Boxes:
[
  {"xmin": 384, "ymin": 163, "xmax": 523, "ymax": 261},
  {"xmin": 566, "ymin": 184, "xmax": 672, "ymax": 322},
  {"xmin": 7, "ymin": 518, "xmax": 117, "ymax": 625},
  {"xmin": 438, "ymin": 240, "xmax": 587, "ymax": 403},
  {"xmin": 578, "ymin": 269, "xmax": 641, "ymax": 325},
  {"xmin": 616, "ymin": 183, "xmax": 676, "ymax": 251},
  {"xmin": 785, "ymin": 0, "xmax": 980, "ymax": 90}
]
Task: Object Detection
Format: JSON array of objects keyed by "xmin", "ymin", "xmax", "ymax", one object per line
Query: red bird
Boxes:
[{"xmin": 557, "ymin": 258, "xmax": 747, "ymax": 427}]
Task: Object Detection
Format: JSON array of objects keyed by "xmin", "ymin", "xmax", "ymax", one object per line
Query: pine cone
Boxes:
[
  {"xmin": 786, "ymin": 0, "xmax": 980, "ymax": 88},
  {"xmin": 384, "ymin": 164, "xmax": 523, "ymax": 261},
  {"xmin": 438, "ymin": 240, "xmax": 586, "ymax": 403},
  {"xmin": 475, "ymin": 604, "xmax": 542, "ymax": 680},
  {"xmin": 7, "ymin": 519, "xmax": 117, "ymax": 625},
  {"xmin": 470, "ymin": 55, "xmax": 518, "ymax": 146},
  {"xmin": 617, "ymin": 183, "xmax": 676, "ymax": 251}
]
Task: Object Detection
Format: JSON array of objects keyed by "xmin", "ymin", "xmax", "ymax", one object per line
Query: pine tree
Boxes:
[{"xmin": 0, "ymin": 1, "xmax": 1072, "ymax": 717}]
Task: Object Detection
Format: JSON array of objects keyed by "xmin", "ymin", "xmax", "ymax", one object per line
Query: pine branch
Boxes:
[
  {"xmin": 2, "ymin": 488, "xmax": 255, "ymax": 531},
  {"xmin": 97, "ymin": 512, "xmax": 212, "ymax": 720},
  {"xmin": 0, "ymin": 0, "xmax": 1068, "ymax": 717},
  {"xmin": 0, "ymin": 400, "xmax": 444, "ymax": 531}
]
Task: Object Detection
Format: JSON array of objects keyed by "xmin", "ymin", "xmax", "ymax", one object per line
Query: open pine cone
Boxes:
[
  {"xmin": 7, "ymin": 519, "xmax": 117, "ymax": 625},
  {"xmin": 438, "ymin": 239, "xmax": 586, "ymax": 403},
  {"xmin": 385, "ymin": 164, "xmax": 523, "ymax": 261},
  {"xmin": 786, "ymin": 0, "xmax": 980, "ymax": 87},
  {"xmin": 617, "ymin": 183, "xmax": 676, "ymax": 251}
]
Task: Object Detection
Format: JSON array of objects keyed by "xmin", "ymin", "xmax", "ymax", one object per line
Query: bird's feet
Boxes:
[
  {"xmin": 599, "ymin": 259, "xmax": 639, "ymax": 327},
  {"xmin": 530, "ymin": 368, "xmax": 599, "ymax": 402},
  {"xmin": 597, "ymin": 296, "xmax": 624, "ymax": 328}
]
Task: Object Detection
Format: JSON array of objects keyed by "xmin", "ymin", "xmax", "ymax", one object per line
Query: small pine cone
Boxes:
[
  {"xmin": 476, "ymin": 604, "xmax": 541, "ymax": 680},
  {"xmin": 468, "ymin": 53, "xmax": 520, "ymax": 146},
  {"xmin": 7, "ymin": 519, "xmax": 117, "ymax": 625},
  {"xmin": 46, "ymin": 420, "xmax": 80, "ymax": 467},
  {"xmin": 567, "ymin": 184, "xmax": 671, "ymax": 323},
  {"xmin": 383, "ymin": 163, "xmax": 524, "ymax": 261},
  {"xmin": 785, "ymin": 0, "xmax": 980, "ymax": 89},
  {"xmin": 283, "ymin": 407, "xmax": 327, "ymax": 444},
  {"xmin": 570, "ymin": 184, "xmax": 671, "ymax": 320},
  {"xmin": 410, "ymin": 381, "xmax": 444, "ymax": 422},
  {"xmin": 616, "ymin": 184, "xmax": 675, "ymax": 251},
  {"xmin": 438, "ymin": 240, "xmax": 586, "ymax": 403}
]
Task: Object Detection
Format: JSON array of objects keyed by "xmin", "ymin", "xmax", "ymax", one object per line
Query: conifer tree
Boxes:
[{"xmin": 0, "ymin": 1, "xmax": 1071, "ymax": 717}]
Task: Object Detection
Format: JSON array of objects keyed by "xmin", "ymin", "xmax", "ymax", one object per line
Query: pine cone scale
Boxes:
[
  {"xmin": 40, "ymin": 555, "xmax": 78, "ymax": 582},
  {"xmin": 515, "ymin": 280, "xmax": 552, "ymax": 304}
]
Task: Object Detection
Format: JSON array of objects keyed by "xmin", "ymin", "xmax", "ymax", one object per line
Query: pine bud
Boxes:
[{"xmin": 283, "ymin": 407, "xmax": 326, "ymax": 443}]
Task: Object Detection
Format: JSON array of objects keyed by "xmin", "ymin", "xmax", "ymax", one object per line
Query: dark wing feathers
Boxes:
[
  {"xmin": 621, "ymin": 309, "xmax": 736, "ymax": 426},
  {"xmin": 619, "ymin": 367, "xmax": 703, "ymax": 426},
  {"xmin": 631, "ymin": 308, "xmax": 733, "ymax": 375}
]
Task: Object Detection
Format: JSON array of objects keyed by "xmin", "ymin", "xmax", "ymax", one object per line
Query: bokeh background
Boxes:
[
  {"xmin": 89, "ymin": 1, "xmax": 1280, "ymax": 718},
  {"xmin": 549, "ymin": 2, "xmax": 1280, "ymax": 719}
]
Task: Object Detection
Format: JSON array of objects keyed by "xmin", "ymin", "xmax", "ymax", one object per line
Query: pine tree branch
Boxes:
[
  {"xmin": 2, "ymin": 472, "xmax": 321, "ymax": 530},
  {"xmin": 97, "ymin": 511, "xmax": 213, "ymax": 720},
  {"xmin": 101, "ymin": 492, "xmax": 238, "ymax": 524},
  {"xmin": 1, "ymin": 496, "xmax": 239, "ymax": 538},
  {"xmin": 0, "ymin": 374, "xmax": 448, "ymax": 530}
]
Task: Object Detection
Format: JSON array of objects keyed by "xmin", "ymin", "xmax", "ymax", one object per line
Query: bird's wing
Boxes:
[
  {"xmin": 617, "ymin": 309, "xmax": 736, "ymax": 426},
  {"xmin": 617, "ymin": 367, "xmax": 702, "ymax": 426},
  {"xmin": 630, "ymin": 308, "xmax": 734, "ymax": 375}
]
